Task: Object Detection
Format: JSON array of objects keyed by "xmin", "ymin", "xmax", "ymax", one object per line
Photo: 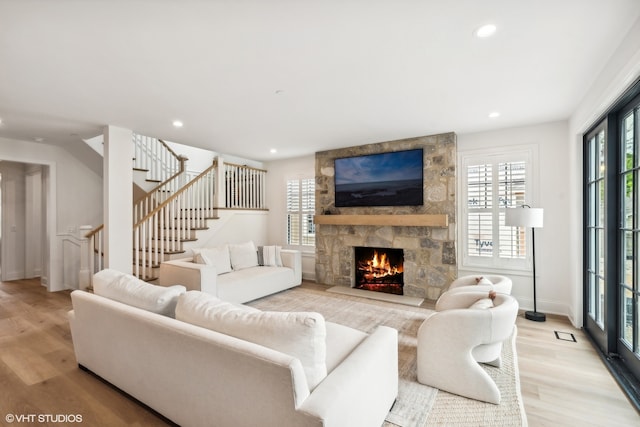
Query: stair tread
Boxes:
[
  {"xmin": 160, "ymin": 226, "xmax": 209, "ymax": 231},
  {"xmin": 135, "ymin": 249, "xmax": 186, "ymax": 255}
]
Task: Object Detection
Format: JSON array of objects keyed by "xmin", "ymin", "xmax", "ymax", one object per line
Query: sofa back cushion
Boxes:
[
  {"xmin": 93, "ymin": 269, "xmax": 186, "ymax": 317},
  {"xmin": 228, "ymin": 241, "xmax": 259, "ymax": 270},
  {"xmin": 176, "ymin": 291, "xmax": 327, "ymax": 390},
  {"xmin": 191, "ymin": 245, "xmax": 232, "ymax": 274}
]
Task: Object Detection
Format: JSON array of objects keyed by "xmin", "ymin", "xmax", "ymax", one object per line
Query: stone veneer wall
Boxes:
[{"xmin": 315, "ymin": 133, "xmax": 457, "ymax": 300}]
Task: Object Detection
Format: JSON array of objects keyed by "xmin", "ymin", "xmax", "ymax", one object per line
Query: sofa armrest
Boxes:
[
  {"xmin": 298, "ymin": 326, "xmax": 398, "ymax": 427},
  {"xmin": 159, "ymin": 259, "xmax": 219, "ymax": 295},
  {"xmin": 281, "ymin": 249, "xmax": 302, "ymax": 285}
]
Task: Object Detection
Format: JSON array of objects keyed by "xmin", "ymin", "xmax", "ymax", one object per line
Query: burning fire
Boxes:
[{"xmin": 361, "ymin": 250, "xmax": 403, "ymax": 279}]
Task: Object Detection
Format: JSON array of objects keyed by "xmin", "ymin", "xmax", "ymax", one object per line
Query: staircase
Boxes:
[{"xmin": 82, "ymin": 134, "xmax": 267, "ymax": 284}]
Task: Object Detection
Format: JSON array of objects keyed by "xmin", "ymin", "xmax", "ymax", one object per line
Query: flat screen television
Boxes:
[{"xmin": 334, "ymin": 148, "xmax": 424, "ymax": 207}]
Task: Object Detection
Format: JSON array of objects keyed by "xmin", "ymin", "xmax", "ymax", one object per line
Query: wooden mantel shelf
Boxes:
[{"xmin": 313, "ymin": 214, "xmax": 448, "ymax": 227}]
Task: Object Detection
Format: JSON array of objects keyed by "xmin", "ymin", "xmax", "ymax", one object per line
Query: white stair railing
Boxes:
[
  {"xmin": 83, "ymin": 157, "xmax": 269, "ymax": 283},
  {"xmin": 224, "ymin": 162, "xmax": 267, "ymax": 209},
  {"xmin": 133, "ymin": 158, "xmax": 187, "ymax": 225},
  {"xmin": 133, "ymin": 134, "xmax": 182, "ymax": 183},
  {"xmin": 133, "ymin": 162, "xmax": 218, "ymax": 280},
  {"xmin": 83, "ymin": 224, "xmax": 104, "ymax": 288}
]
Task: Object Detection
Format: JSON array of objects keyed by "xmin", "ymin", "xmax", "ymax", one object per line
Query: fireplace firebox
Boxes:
[{"xmin": 354, "ymin": 246, "xmax": 404, "ymax": 295}]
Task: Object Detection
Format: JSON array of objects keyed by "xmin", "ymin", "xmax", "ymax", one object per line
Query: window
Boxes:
[
  {"xmin": 286, "ymin": 178, "xmax": 315, "ymax": 247},
  {"xmin": 460, "ymin": 148, "xmax": 536, "ymax": 270}
]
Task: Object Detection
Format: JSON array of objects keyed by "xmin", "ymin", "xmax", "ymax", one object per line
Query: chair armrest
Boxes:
[
  {"xmin": 435, "ymin": 290, "xmax": 494, "ymax": 311},
  {"xmin": 159, "ymin": 259, "xmax": 219, "ymax": 295},
  {"xmin": 299, "ymin": 326, "xmax": 398, "ymax": 427}
]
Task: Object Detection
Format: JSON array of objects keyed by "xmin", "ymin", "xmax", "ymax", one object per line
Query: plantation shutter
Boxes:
[
  {"xmin": 461, "ymin": 150, "xmax": 534, "ymax": 271},
  {"xmin": 467, "ymin": 164, "xmax": 493, "ymax": 257},
  {"xmin": 300, "ymin": 178, "xmax": 315, "ymax": 246},
  {"xmin": 498, "ymin": 161, "xmax": 526, "ymax": 259},
  {"xmin": 287, "ymin": 178, "xmax": 315, "ymax": 246}
]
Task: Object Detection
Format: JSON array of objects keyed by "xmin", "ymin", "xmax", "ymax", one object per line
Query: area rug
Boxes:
[
  {"xmin": 327, "ymin": 285, "xmax": 425, "ymax": 307},
  {"xmin": 248, "ymin": 286, "xmax": 527, "ymax": 427}
]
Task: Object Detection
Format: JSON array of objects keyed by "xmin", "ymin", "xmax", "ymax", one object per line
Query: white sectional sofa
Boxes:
[
  {"xmin": 159, "ymin": 241, "xmax": 302, "ymax": 303},
  {"xmin": 69, "ymin": 269, "xmax": 398, "ymax": 427}
]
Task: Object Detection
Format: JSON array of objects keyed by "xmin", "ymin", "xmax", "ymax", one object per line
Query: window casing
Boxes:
[
  {"xmin": 286, "ymin": 178, "xmax": 315, "ymax": 248},
  {"xmin": 460, "ymin": 147, "xmax": 537, "ymax": 271}
]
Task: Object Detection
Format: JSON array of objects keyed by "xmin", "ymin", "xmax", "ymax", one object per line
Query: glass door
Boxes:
[
  {"xmin": 619, "ymin": 99, "xmax": 640, "ymax": 379},
  {"xmin": 585, "ymin": 124, "xmax": 609, "ymax": 350}
]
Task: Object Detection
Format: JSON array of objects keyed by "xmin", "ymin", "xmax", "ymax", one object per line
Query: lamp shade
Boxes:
[{"xmin": 504, "ymin": 207, "xmax": 544, "ymax": 228}]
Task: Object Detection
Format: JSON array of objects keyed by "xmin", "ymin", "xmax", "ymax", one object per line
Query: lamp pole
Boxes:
[{"xmin": 525, "ymin": 226, "xmax": 545, "ymax": 322}]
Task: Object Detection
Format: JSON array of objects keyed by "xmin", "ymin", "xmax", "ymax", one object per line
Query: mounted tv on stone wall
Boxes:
[{"xmin": 334, "ymin": 148, "xmax": 424, "ymax": 207}]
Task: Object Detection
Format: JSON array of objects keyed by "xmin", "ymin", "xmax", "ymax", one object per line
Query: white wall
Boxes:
[
  {"xmin": 265, "ymin": 154, "xmax": 316, "ymax": 280},
  {"xmin": 165, "ymin": 140, "xmax": 265, "ymax": 174},
  {"xmin": 0, "ymin": 137, "xmax": 103, "ymax": 291},
  {"xmin": 194, "ymin": 211, "xmax": 269, "ymax": 249},
  {"xmin": 457, "ymin": 121, "xmax": 571, "ymax": 318}
]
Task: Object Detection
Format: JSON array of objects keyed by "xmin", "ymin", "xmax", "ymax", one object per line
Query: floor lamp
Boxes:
[{"xmin": 505, "ymin": 205, "xmax": 545, "ymax": 322}]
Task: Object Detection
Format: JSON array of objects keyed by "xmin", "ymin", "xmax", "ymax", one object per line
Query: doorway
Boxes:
[{"xmin": 0, "ymin": 161, "xmax": 45, "ymax": 283}]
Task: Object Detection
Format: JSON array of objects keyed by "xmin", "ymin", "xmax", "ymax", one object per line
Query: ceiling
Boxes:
[{"xmin": 1, "ymin": 1, "xmax": 639, "ymax": 161}]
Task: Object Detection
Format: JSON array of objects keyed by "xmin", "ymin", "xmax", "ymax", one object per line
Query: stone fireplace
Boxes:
[{"xmin": 314, "ymin": 133, "xmax": 457, "ymax": 300}]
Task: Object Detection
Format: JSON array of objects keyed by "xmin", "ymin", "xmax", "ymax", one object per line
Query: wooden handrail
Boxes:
[
  {"xmin": 158, "ymin": 139, "xmax": 183, "ymax": 161},
  {"xmin": 84, "ymin": 224, "xmax": 104, "ymax": 239},
  {"xmin": 134, "ymin": 161, "xmax": 218, "ymax": 228},
  {"xmin": 133, "ymin": 157, "xmax": 186, "ymax": 205},
  {"xmin": 224, "ymin": 162, "xmax": 267, "ymax": 173}
]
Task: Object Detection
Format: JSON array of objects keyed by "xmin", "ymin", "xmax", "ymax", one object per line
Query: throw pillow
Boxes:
[
  {"xmin": 93, "ymin": 269, "xmax": 186, "ymax": 317},
  {"xmin": 261, "ymin": 245, "xmax": 283, "ymax": 267},
  {"xmin": 475, "ymin": 276, "xmax": 493, "ymax": 286},
  {"xmin": 192, "ymin": 246, "xmax": 232, "ymax": 274},
  {"xmin": 176, "ymin": 290, "xmax": 327, "ymax": 390},
  {"xmin": 228, "ymin": 241, "xmax": 259, "ymax": 270}
]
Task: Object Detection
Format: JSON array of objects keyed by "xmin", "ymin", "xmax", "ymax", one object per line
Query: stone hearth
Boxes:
[{"xmin": 314, "ymin": 133, "xmax": 457, "ymax": 300}]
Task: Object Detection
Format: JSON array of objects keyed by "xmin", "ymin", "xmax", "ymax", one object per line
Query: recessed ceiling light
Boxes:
[
  {"xmin": 489, "ymin": 111, "xmax": 501, "ymax": 118},
  {"xmin": 172, "ymin": 120, "xmax": 183, "ymax": 128},
  {"xmin": 34, "ymin": 137, "xmax": 44, "ymax": 142},
  {"xmin": 270, "ymin": 148, "xmax": 278, "ymax": 154},
  {"xmin": 475, "ymin": 24, "xmax": 497, "ymax": 38}
]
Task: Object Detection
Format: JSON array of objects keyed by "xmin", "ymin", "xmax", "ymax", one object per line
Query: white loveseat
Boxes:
[
  {"xmin": 159, "ymin": 241, "xmax": 302, "ymax": 303},
  {"xmin": 69, "ymin": 269, "xmax": 398, "ymax": 427}
]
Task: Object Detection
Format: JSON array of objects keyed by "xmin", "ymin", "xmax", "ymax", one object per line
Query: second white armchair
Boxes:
[{"xmin": 416, "ymin": 290, "xmax": 519, "ymax": 404}]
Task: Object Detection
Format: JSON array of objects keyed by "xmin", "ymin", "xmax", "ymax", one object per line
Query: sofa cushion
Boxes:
[
  {"xmin": 229, "ymin": 241, "xmax": 259, "ymax": 270},
  {"xmin": 192, "ymin": 246, "xmax": 232, "ymax": 274},
  {"xmin": 93, "ymin": 269, "xmax": 186, "ymax": 317},
  {"xmin": 176, "ymin": 291, "xmax": 327, "ymax": 390}
]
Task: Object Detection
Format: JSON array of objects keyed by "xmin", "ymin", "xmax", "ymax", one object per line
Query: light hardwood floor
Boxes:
[{"xmin": 0, "ymin": 279, "xmax": 638, "ymax": 426}]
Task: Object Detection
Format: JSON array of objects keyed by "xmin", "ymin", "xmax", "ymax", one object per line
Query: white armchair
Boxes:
[
  {"xmin": 416, "ymin": 291, "xmax": 519, "ymax": 404},
  {"xmin": 447, "ymin": 274, "xmax": 512, "ymax": 295}
]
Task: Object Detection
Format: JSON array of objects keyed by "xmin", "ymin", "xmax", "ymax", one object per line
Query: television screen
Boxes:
[{"xmin": 334, "ymin": 148, "xmax": 424, "ymax": 207}]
